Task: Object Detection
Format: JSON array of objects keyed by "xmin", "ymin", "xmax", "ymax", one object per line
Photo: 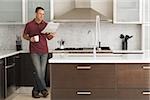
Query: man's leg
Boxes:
[
  {"xmin": 31, "ymin": 53, "xmax": 45, "ymax": 98},
  {"xmin": 40, "ymin": 53, "xmax": 49, "ymax": 97}
]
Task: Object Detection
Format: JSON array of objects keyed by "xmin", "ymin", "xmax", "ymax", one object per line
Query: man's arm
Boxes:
[
  {"xmin": 23, "ymin": 33, "xmax": 30, "ymax": 40},
  {"xmin": 23, "ymin": 33, "xmax": 35, "ymax": 42}
]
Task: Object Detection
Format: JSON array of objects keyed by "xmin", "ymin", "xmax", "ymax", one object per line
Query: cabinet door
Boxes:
[
  {"xmin": 20, "ymin": 53, "xmax": 34, "ymax": 86},
  {"xmin": 0, "ymin": 0, "xmax": 23, "ymax": 24},
  {"xmin": 143, "ymin": 0, "xmax": 150, "ymax": 23},
  {"xmin": 113, "ymin": 0, "xmax": 142, "ymax": 24},
  {"xmin": 0, "ymin": 59, "xmax": 4, "ymax": 100},
  {"xmin": 51, "ymin": 64, "xmax": 116, "ymax": 89},
  {"xmin": 117, "ymin": 64, "xmax": 150, "ymax": 88},
  {"xmin": 14, "ymin": 55, "xmax": 21, "ymax": 88},
  {"xmin": 20, "ymin": 53, "xmax": 51, "ymax": 86},
  {"xmin": 117, "ymin": 89, "xmax": 150, "ymax": 100},
  {"xmin": 28, "ymin": 0, "xmax": 51, "ymax": 22},
  {"xmin": 142, "ymin": 24, "xmax": 150, "ymax": 50},
  {"xmin": 52, "ymin": 89, "xmax": 117, "ymax": 100}
]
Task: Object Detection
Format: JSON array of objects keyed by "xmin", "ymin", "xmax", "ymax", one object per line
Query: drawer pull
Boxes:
[
  {"xmin": 5, "ymin": 63, "xmax": 15, "ymax": 69},
  {"xmin": 76, "ymin": 66, "xmax": 91, "ymax": 70},
  {"xmin": 142, "ymin": 66, "xmax": 150, "ymax": 70},
  {"xmin": 142, "ymin": 91, "xmax": 150, "ymax": 95},
  {"xmin": 77, "ymin": 91, "xmax": 91, "ymax": 95}
]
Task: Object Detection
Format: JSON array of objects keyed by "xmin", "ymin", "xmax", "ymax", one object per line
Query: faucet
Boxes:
[
  {"xmin": 120, "ymin": 34, "xmax": 133, "ymax": 50},
  {"xmin": 93, "ymin": 15, "xmax": 101, "ymax": 57}
]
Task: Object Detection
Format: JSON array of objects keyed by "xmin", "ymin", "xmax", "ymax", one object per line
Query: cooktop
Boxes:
[{"xmin": 55, "ymin": 47, "xmax": 110, "ymax": 50}]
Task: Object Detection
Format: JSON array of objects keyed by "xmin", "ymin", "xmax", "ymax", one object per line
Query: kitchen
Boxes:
[{"xmin": 0, "ymin": 0, "xmax": 150, "ymax": 100}]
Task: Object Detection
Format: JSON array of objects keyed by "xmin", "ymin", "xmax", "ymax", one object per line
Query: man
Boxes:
[{"xmin": 23, "ymin": 7, "xmax": 55, "ymax": 98}]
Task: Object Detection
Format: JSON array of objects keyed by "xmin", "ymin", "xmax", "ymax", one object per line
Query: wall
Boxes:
[
  {"xmin": 0, "ymin": 23, "xmax": 141, "ymax": 51},
  {"xmin": 0, "ymin": 25, "xmax": 23, "ymax": 50}
]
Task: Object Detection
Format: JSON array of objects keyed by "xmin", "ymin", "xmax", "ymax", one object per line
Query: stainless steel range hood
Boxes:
[{"xmin": 53, "ymin": 0, "xmax": 112, "ymax": 22}]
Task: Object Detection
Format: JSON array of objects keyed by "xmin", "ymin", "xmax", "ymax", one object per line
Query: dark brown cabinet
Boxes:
[
  {"xmin": 50, "ymin": 63, "xmax": 116, "ymax": 100},
  {"xmin": 0, "ymin": 59, "xmax": 4, "ymax": 100},
  {"xmin": 52, "ymin": 64, "xmax": 115, "ymax": 89},
  {"xmin": 14, "ymin": 55, "xmax": 21, "ymax": 88},
  {"xmin": 19, "ymin": 53, "xmax": 34, "ymax": 86},
  {"xmin": 117, "ymin": 89, "xmax": 150, "ymax": 100},
  {"xmin": 50, "ymin": 63, "xmax": 150, "ymax": 100},
  {"xmin": 117, "ymin": 64, "xmax": 150, "ymax": 88},
  {"xmin": 52, "ymin": 89, "xmax": 117, "ymax": 100},
  {"xmin": 116, "ymin": 64, "xmax": 150, "ymax": 100},
  {"xmin": 19, "ymin": 53, "xmax": 51, "ymax": 86}
]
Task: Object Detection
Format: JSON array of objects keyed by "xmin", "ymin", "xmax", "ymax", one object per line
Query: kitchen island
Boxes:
[{"xmin": 49, "ymin": 51, "xmax": 150, "ymax": 100}]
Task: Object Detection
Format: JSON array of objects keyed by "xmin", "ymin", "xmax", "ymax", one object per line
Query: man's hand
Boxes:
[
  {"xmin": 46, "ymin": 32, "xmax": 56, "ymax": 40},
  {"xmin": 30, "ymin": 37, "xmax": 35, "ymax": 42},
  {"xmin": 46, "ymin": 32, "xmax": 56, "ymax": 37}
]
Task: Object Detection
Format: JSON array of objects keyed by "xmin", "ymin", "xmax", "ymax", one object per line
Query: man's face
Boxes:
[{"xmin": 36, "ymin": 9, "xmax": 45, "ymax": 21}]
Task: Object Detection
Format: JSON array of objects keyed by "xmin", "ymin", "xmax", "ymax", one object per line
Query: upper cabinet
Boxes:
[
  {"xmin": 0, "ymin": 0, "xmax": 51, "ymax": 24},
  {"xmin": 0, "ymin": 0, "xmax": 24, "ymax": 24},
  {"xmin": 113, "ymin": 0, "xmax": 143, "ymax": 24},
  {"xmin": 27, "ymin": 0, "xmax": 51, "ymax": 22},
  {"xmin": 51, "ymin": 0, "xmax": 112, "ymax": 22},
  {"xmin": 143, "ymin": 0, "xmax": 150, "ymax": 24}
]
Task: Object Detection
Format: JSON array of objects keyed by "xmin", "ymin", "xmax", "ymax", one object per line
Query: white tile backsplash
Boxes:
[
  {"xmin": 0, "ymin": 23, "xmax": 144, "ymax": 51},
  {"xmin": 48, "ymin": 23, "xmax": 141, "ymax": 50}
]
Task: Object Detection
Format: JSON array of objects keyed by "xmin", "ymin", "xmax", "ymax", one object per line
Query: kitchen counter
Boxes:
[
  {"xmin": 0, "ymin": 50, "xmax": 21, "ymax": 59},
  {"xmin": 0, "ymin": 50, "xmax": 149, "ymax": 63},
  {"xmin": 52, "ymin": 49, "xmax": 143, "ymax": 54},
  {"xmin": 0, "ymin": 50, "xmax": 54, "ymax": 59},
  {"xmin": 49, "ymin": 51, "xmax": 150, "ymax": 63}
]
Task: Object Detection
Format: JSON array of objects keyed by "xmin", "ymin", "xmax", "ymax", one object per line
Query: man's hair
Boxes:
[{"xmin": 35, "ymin": 7, "xmax": 44, "ymax": 13}]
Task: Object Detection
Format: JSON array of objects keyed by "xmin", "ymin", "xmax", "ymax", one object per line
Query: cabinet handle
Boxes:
[
  {"xmin": 142, "ymin": 91, "xmax": 150, "ymax": 95},
  {"xmin": 77, "ymin": 91, "xmax": 91, "ymax": 95},
  {"xmin": 15, "ymin": 56, "xmax": 20, "ymax": 59},
  {"xmin": 142, "ymin": 66, "xmax": 150, "ymax": 70},
  {"xmin": 76, "ymin": 66, "xmax": 91, "ymax": 70},
  {"xmin": 5, "ymin": 63, "xmax": 15, "ymax": 69}
]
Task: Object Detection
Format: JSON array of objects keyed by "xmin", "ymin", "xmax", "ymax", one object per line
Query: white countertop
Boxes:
[
  {"xmin": 49, "ymin": 51, "xmax": 150, "ymax": 63},
  {"xmin": 0, "ymin": 50, "xmax": 149, "ymax": 63},
  {"xmin": 0, "ymin": 50, "xmax": 21, "ymax": 59},
  {"xmin": 0, "ymin": 50, "xmax": 53, "ymax": 59}
]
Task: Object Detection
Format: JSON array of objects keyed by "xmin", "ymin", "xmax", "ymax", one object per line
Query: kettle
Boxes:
[{"xmin": 58, "ymin": 39, "xmax": 65, "ymax": 49}]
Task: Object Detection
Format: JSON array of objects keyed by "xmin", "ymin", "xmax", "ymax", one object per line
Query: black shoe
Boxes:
[
  {"xmin": 41, "ymin": 89, "xmax": 49, "ymax": 97},
  {"xmin": 32, "ymin": 90, "xmax": 40, "ymax": 98}
]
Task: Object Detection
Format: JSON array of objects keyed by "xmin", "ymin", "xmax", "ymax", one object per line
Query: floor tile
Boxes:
[{"xmin": 11, "ymin": 93, "xmax": 50, "ymax": 100}]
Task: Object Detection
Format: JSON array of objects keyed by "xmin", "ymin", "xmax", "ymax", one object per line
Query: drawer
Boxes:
[
  {"xmin": 117, "ymin": 64, "xmax": 150, "ymax": 88},
  {"xmin": 5, "ymin": 56, "xmax": 15, "ymax": 66},
  {"xmin": 51, "ymin": 89, "xmax": 117, "ymax": 100},
  {"xmin": 51, "ymin": 64, "xmax": 115, "ymax": 89},
  {"xmin": 117, "ymin": 89, "xmax": 150, "ymax": 100}
]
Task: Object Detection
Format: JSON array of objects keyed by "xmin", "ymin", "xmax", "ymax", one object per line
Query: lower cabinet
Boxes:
[
  {"xmin": 0, "ymin": 59, "xmax": 4, "ymax": 100},
  {"xmin": 20, "ymin": 53, "xmax": 51, "ymax": 86},
  {"xmin": 52, "ymin": 89, "xmax": 117, "ymax": 100},
  {"xmin": 50, "ymin": 63, "xmax": 150, "ymax": 100},
  {"xmin": 52, "ymin": 64, "xmax": 116, "ymax": 89},
  {"xmin": 117, "ymin": 64, "xmax": 150, "ymax": 88},
  {"xmin": 116, "ymin": 64, "xmax": 150, "ymax": 100},
  {"xmin": 117, "ymin": 89, "xmax": 150, "ymax": 100},
  {"xmin": 14, "ymin": 54, "xmax": 21, "ymax": 88},
  {"xmin": 51, "ymin": 63, "xmax": 116, "ymax": 100}
]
